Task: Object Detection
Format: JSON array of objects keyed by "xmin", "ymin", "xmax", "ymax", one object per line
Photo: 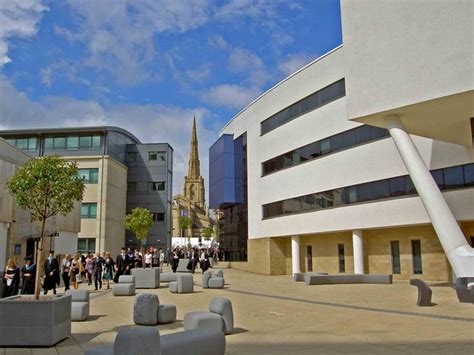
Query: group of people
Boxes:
[{"xmin": 2, "ymin": 245, "xmax": 224, "ymax": 298}]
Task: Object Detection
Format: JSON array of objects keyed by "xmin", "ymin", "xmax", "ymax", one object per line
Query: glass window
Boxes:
[
  {"xmin": 391, "ymin": 241, "xmax": 401, "ymax": 274},
  {"xmin": 92, "ymin": 136, "xmax": 101, "ymax": 148},
  {"xmin": 320, "ymin": 139, "xmax": 330, "ymax": 154},
  {"xmin": 444, "ymin": 166, "xmax": 464, "ymax": 189},
  {"xmin": 373, "ymin": 180, "xmax": 390, "ymax": 199},
  {"xmin": 411, "ymin": 240, "xmax": 422, "ymax": 274},
  {"xmin": 149, "ymin": 182, "xmax": 165, "ymax": 191},
  {"xmin": 149, "ymin": 152, "xmax": 158, "ymax": 161},
  {"xmin": 358, "ymin": 183, "xmax": 374, "ymax": 202},
  {"xmin": 338, "ymin": 244, "xmax": 345, "ymax": 273},
  {"xmin": 405, "ymin": 177, "xmax": 416, "ymax": 194},
  {"xmin": 77, "ymin": 238, "xmax": 96, "ymax": 253},
  {"xmin": 153, "ymin": 213, "xmax": 165, "ymax": 222},
  {"xmin": 127, "ymin": 152, "xmax": 137, "ymax": 162},
  {"xmin": 6, "ymin": 139, "xmax": 15, "ymax": 145},
  {"xmin": 464, "ymin": 164, "xmax": 474, "ymax": 186},
  {"xmin": 67, "ymin": 136, "xmax": 79, "ymax": 150},
  {"xmin": 54, "ymin": 137, "xmax": 66, "ymax": 149},
  {"xmin": 78, "ymin": 168, "xmax": 98, "ymax": 184},
  {"xmin": 79, "ymin": 136, "xmax": 91, "ymax": 148},
  {"xmin": 78, "ymin": 169, "xmax": 90, "ymax": 182},
  {"xmin": 81, "ymin": 203, "xmax": 97, "ymax": 218},
  {"xmin": 16, "ymin": 138, "xmax": 28, "ymax": 150},
  {"xmin": 431, "ymin": 169, "xmax": 444, "ymax": 189},
  {"xmin": 28, "ymin": 137, "xmax": 37, "ymax": 151},
  {"xmin": 389, "ymin": 176, "xmax": 405, "ymax": 197},
  {"xmin": 44, "ymin": 137, "xmax": 54, "ymax": 149}
]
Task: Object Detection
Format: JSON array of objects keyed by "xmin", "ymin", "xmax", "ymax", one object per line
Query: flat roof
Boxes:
[{"xmin": 0, "ymin": 126, "xmax": 142, "ymax": 144}]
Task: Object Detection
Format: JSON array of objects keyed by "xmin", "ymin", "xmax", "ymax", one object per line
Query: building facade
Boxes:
[
  {"xmin": 0, "ymin": 139, "xmax": 81, "ymax": 267},
  {"xmin": 209, "ymin": 1, "xmax": 474, "ymax": 281},
  {"xmin": 172, "ymin": 118, "xmax": 212, "ymax": 245},
  {"xmin": 0, "ymin": 127, "xmax": 173, "ymax": 257}
]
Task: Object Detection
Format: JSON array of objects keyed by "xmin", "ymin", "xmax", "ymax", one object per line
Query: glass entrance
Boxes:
[{"xmin": 306, "ymin": 245, "xmax": 313, "ymax": 272}]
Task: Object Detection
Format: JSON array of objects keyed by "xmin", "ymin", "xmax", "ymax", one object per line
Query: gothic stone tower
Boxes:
[{"xmin": 184, "ymin": 117, "xmax": 206, "ymax": 210}]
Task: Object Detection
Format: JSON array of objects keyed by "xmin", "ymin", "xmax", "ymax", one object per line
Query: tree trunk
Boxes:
[{"xmin": 34, "ymin": 218, "xmax": 47, "ymax": 300}]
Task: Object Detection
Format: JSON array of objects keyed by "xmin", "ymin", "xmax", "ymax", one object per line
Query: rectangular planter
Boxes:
[
  {"xmin": 131, "ymin": 267, "xmax": 160, "ymax": 288},
  {"xmin": 0, "ymin": 294, "xmax": 71, "ymax": 346}
]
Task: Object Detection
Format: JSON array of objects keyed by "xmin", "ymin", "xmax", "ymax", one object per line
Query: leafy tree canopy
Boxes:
[
  {"xmin": 202, "ymin": 225, "xmax": 214, "ymax": 240},
  {"xmin": 7, "ymin": 155, "xmax": 85, "ymax": 222},
  {"xmin": 124, "ymin": 207, "xmax": 153, "ymax": 241},
  {"xmin": 178, "ymin": 216, "xmax": 193, "ymax": 229}
]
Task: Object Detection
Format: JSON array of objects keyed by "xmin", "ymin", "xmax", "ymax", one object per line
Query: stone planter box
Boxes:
[
  {"xmin": 0, "ymin": 294, "xmax": 71, "ymax": 346},
  {"xmin": 131, "ymin": 267, "xmax": 160, "ymax": 288}
]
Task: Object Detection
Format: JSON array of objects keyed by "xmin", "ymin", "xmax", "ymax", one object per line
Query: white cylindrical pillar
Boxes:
[
  {"xmin": 291, "ymin": 236, "xmax": 301, "ymax": 275},
  {"xmin": 352, "ymin": 229, "xmax": 364, "ymax": 274},
  {"xmin": 384, "ymin": 114, "xmax": 474, "ymax": 277}
]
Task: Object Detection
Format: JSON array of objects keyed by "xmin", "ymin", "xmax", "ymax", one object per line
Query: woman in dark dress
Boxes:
[
  {"xmin": 3, "ymin": 259, "xmax": 20, "ymax": 297},
  {"xmin": 102, "ymin": 252, "xmax": 114, "ymax": 289},
  {"xmin": 21, "ymin": 257, "xmax": 36, "ymax": 295}
]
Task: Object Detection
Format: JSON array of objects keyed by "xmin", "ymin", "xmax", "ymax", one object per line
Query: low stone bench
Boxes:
[
  {"xmin": 85, "ymin": 326, "xmax": 226, "ymax": 355},
  {"xmin": 184, "ymin": 297, "xmax": 234, "ymax": 335},
  {"xmin": 113, "ymin": 275, "xmax": 135, "ymax": 296},
  {"xmin": 177, "ymin": 258, "xmax": 192, "ymax": 273},
  {"xmin": 157, "ymin": 304, "xmax": 177, "ymax": 324},
  {"xmin": 134, "ymin": 293, "xmax": 159, "ymax": 325},
  {"xmin": 294, "ymin": 272, "xmax": 328, "ymax": 282},
  {"xmin": 203, "ymin": 271, "xmax": 225, "ymax": 289},
  {"xmin": 161, "ymin": 272, "xmax": 178, "ymax": 283},
  {"xmin": 305, "ymin": 274, "xmax": 392, "ymax": 285},
  {"xmin": 169, "ymin": 273, "xmax": 193, "ymax": 294},
  {"xmin": 455, "ymin": 277, "xmax": 474, "ymax": 304},
  {"xmin": 409, "ymin": 279, "xmax": 433, "ymax": 306},
  {"xmin": 131, "ymin": 268, "xmax": 160, "ymax": 289},
  {"xmin": 66, "ymin": 289, "xmax": 90, "ymax": 321}
]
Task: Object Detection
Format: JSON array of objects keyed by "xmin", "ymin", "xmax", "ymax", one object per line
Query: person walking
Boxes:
[
  {"xmin": 102, "ymin": 252, "xmax": 114, "ymax": 289},
  {"xmin": 61, "ymin": 254, "xmax": 72, "ymax": 291},
  {"xmin": 93, "ymin": 252, "xmax": 104, "ymax": 290},
  {"xmin": 144, "ymin": 249, "xmax": 153, "ymax": 268},
  {"xmin": 3, "ymin": 259, "xmax": 20, "ymax": 297},
  {"xmin": 69, "ymin": 254, "xmax": 83, "ymax": 290},
  {"xmin": 85, "ymin": 254, "xmax": 94, "ymax": 286},
  {"xmin": 43, "ymin": 251, "xmax": 59, "ymax": 295},
  {"xmin": 199, "ymin": 248, "xmax": 210, "ymax": 274},
  {"xmin": 187, "ymin": 247, "xmax": 198, "ymax": 274},
  {"xmin": 171, "ymin": 249, "xmax": 179, "ymax": 273},
  {"xmin": 114, "ymin": 247, "xmax": 130, "ymax": 283},
  {"xmin": 21, "ymin": 256, "xmax": 36, "ymax": 295},
  {"xmin": 159, "ymin": 248, "xmax": 165, "ymax": 269}
]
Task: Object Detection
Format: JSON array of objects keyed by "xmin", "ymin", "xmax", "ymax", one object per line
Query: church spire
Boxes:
[{"xmin": 187, "ymin": 116, "xmax": 201, "ymax": 179}]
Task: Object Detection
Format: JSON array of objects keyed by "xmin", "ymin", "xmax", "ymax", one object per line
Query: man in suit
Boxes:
[
  {"xmin": 93, "ymin": 252, "xmax": 104, "ymax": 290},
  {"xmin": 43, "ymin": 250, "xmax": 59, "ymax": 295},
  {"xmin": 114, "ymin": 247, "xmax": 130, "ymax": 283}
]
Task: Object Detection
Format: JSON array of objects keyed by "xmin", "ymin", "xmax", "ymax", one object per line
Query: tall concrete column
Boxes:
[
  {"xmin": 352, "ymin": 229, "xmax": 364, "ymax": 274},
  {"xmin": 291, "ymin": 236, "xmax": 301, "ymax": 275},
  {"xmin": 384, "ymin": 114, "xmax": 474, "ymax": 277}
]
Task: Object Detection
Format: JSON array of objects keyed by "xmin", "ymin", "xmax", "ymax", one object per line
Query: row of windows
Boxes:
[
  {"xmin": 45, "ymin": 135, "xmax": 101, "ymax": 150},
  {"xmin": 262, "ymin": 125, "xmax": 390, "ymax": 176},
  {"xmin": 261, "ymin": 79, "xmax": 346, "ymax": 135},
  {"xmin": 127, "ymin": 182, "xmax": 166, "ymax": 192},
  {"xmin": 262, "ymin": 163, "xmax": 474, "ymax": 219},
  {"xmin": 5, "ymin": 137, "xmax": 37, "ymax": 151},
  {"xmin": 316, "ymin": 240, "xmax": 423, "ymax": 274},
  {"xmin": 78, "ymin": 168, "xmax": 99, "ymax": 184},
  {"xmin": 82, "ymin": 203, "xmax": 165, "ymax": 222},
  {"xmin": 127, "ymin": 151, "xmax": 167, "ymax": 162}
]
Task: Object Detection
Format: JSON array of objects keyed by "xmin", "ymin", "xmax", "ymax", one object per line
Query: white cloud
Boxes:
[
  {"xmin": 0, "ymin": 0, "xmax": 48, "ymax": 67},
  {"xmin": 201, "ymin": 84, "xmax": 260, "ymax": 110},
  {"xmin": 185, "ymin": 64, "xmax": 212, "ymax": 81},
  {"xmin": 0, "ymin": 76, "xmax": 216, "ymax": 199},
  {"xmin": 228, "ymin": 47, "xmax": 271, "ymax": 86},
  {"xmin": 208, "ymin": 35, "xmax": 228, "ymax": 50},
  {"xmin": 278, "ymin": 53, "xmax": 313, "ymax": 76}
]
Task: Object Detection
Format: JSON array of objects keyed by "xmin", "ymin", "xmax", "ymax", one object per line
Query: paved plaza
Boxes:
[{"xmin": 1, "ymin": 267, "xmax": 473, "ymax": 355}]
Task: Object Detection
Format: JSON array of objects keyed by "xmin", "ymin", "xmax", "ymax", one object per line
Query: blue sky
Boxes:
[{"xmin": 0, "ymin": 0, "xmax": 342, "ymax": 194}]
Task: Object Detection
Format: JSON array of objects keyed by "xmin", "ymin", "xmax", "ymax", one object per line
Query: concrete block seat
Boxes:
[
  {"xmin": 409, "ymin": 279, "xmax": 433, "ymax": 306},
  {"xmin": 158, "ymin": 304, "xmax": 177, "ymax": 324},
  {"xmin": 113, "ymin": 275, "xmax": 135, "ymax": 296},
  {"xmin": 184, "ymin": 297, "xmax": 234, "ymax": 334},
  {"xmin": 85, "ymin": 326, "xmax": 225, "ymax": 355},
  {"xmin": 203, "ymin": 271, "xmax": 225, "ymax": 289},
  {"xmin": 134, "ymin": 293, "xmax": 159, "ymax": 325},
  {"xmin": 455, "ymin": 277, "xmax": 474, "ymax": 304},
  {"xmin": 169, "ymin": 273, "xmax": 193, "ymax": 294},
  {"xmin": 211, "ymin": 269, "xmax": 224, "ymax": 278},
  {"xmin": 161, "ymin": 272, "xmax": 178, "ymax": 283},
  {"xmin": 66, "ymin": 289, "xmax": 90, "ymax": 321},
  {"xmin": 305, "ymin": 274, "xmax": 392, "ymax": 285},
  {"xmin": 294, "ymin": 272, "xmax": 328, "ymax": 282},
  {"xmin": 177, "ymin": 258, "xmax": 192, "ymax": 273},
  {"xmin": 131, "ymin": 267, "xmax": 160, "ymax": 289}
]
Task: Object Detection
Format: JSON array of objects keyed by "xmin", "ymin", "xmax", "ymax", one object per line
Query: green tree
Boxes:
[
  {"xmin": 6, "ymin": 156, "xmax": 85, "ymax": 299},
  {"xmin": 124, "ymin": 207, "xmax": 153, "ymax": 268},
  {"xmin": 202, "ymin": 225, "xmax": 214, "ymax": 242},
  {"xmin": 178, "ymin": 216, "xmax": 193, "ymax": 246}
]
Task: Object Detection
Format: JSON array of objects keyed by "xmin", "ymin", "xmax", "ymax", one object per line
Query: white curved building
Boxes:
[{"xmin": 209, "ymin": 0, "xmax": 474, "ymax": 281}]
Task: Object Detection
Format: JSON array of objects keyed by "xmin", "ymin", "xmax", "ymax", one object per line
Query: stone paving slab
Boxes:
[{"xmin": 1, "ymin": 267, "xmax": 473, "ymax": 354}]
